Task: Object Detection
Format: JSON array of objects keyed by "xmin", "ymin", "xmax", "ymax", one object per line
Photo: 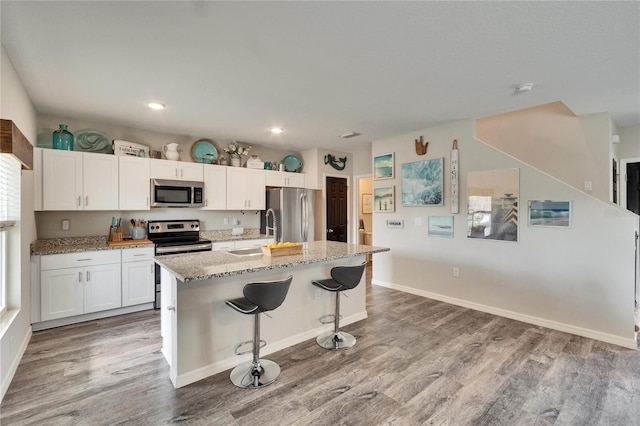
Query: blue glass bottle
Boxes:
[{"xmin": 52, "ymin": 124, "xmax": 74, "ymax": 150}]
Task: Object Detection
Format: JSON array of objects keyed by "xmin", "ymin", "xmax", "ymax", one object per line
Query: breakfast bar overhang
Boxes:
[{"xmin": 155, "ymin": 241, "xmax": 389, "ymax": 388}]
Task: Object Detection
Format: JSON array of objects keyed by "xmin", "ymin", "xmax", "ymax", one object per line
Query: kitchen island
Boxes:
[{"xmin": 155, "ymin": 240, "xmax": 389, "ymax": 388}]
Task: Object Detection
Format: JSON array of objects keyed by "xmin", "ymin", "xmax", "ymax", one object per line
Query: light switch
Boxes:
[{"xmin": 62, "ymin": 219, "xmax": 70, "ymax": 231}]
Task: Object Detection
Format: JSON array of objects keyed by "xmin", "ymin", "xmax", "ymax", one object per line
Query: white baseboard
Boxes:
[
  {"xmin": 32, "ymin": 304, "xmax": 154, "ymax": 331},
  {"xmin": 1, "ymin": 325, "xmax": 32, "ymax": 401},
  {"xmin": 372, "ymin": 279, "xmax": 637, "ymax": 350},
  {"xmin": 173, "ymin": 311, "xmax": 368, "ymax": 388}
]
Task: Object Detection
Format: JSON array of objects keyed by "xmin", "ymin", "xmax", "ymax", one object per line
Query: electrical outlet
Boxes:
[
  {"xmin": 223, "ymin": 218, "xmax": 229, "ymax": 225},
  {"xmin": 233, "ymin": 217, "xmax": 239, "ymax": 225},
  {"xmin": 62, "ymin": 219, "xmax": 70, "ymax": 231},
  {"xmin": 314, "ymin": 288, "xmax": 321, "ymax": 299},
  {"xmin": 453, "ymin": 267, "xmax": 460, "ymax": 277},
  {"xmin": 584, "ymin": 181, "xmax": 592, "ymax": 191}
]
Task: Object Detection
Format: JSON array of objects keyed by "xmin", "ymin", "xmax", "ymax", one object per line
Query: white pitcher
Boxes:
[{"xmin": 162, "ymin": 143, "xmax": 180, "ymax": 161}]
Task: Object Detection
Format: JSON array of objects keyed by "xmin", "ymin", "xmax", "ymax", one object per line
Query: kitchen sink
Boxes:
[{"xmin": 226, "ymin": 247, "xmax": 264, "ymax": 257}]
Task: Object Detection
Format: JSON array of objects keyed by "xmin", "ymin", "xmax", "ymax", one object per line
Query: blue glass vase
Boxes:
[{"xmin": 52, "ymin": 124, "xmax": 74, "ymax": 150}]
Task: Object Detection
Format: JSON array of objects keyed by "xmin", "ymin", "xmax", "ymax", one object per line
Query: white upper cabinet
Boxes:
[
  {"xmin": 265, "ymin": 171, "xmax": 305, "ymax": 188},
  {"xmin": 119, "ymin": 156, "xmax": 150, "ymax": 210},
  {"xmin": 150, "ymin": 159, "xmax": 203, "ymax": 181},
  {"xmin": 202, "ymin": 164, "xmax": 227, "ymax": 210},
  {"xmin": 226, "ymin": 167, "xmax": 265, "ymax": 210},
  {"xmin": 42, "ymin": 149, "xmax": 118, "ymax": 210}
]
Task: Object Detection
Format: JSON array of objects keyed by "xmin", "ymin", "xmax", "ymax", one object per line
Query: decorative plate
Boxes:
[
  {"xmin": 281, "ymin": 154, "xmax": 303, "ymax": 172},
  {"xmin": 191, "ymin": 139, "xmax": 218, "ymax": 164},
  {"xmin": 74, "ymin": 128, "xmax": 112, "ymax": 153}
]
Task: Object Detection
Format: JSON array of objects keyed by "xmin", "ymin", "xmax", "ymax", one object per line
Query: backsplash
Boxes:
[{"xmin": 35, "ymin": 209, "xmax": 261, "ymax": 239}]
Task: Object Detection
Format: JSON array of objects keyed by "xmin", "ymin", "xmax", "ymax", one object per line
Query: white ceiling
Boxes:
[{"xmin": 1, "ymin": 1, "xmax": 639, "ymax": 152}]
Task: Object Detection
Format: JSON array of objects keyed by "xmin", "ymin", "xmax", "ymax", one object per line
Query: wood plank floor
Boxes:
[{"xmin": 2, "ymin": 268, "xmax": 639, "ymax": 425}]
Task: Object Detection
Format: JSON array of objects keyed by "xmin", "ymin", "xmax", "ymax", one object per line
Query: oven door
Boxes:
[{"xmin": 150, "ymin": 179, "xmax": 204, "ymax": 208}]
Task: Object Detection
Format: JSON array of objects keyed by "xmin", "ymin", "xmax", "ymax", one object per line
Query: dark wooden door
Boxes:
[
  {"xmin": 627, "ymin": 162, "xmax": 640, "ymax": 215},
  {"xmin": 326, "ymin": 176, "xmax": 347, "ymax": 242}
]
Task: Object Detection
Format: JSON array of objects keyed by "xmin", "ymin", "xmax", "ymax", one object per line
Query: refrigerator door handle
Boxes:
[
  {"xmin": 303, "ymin": 192, "xmax": 309, "ymax": 241},
  {"xmin": 300, "ymin": 192, "xmax": 306, "ymax": 241}
]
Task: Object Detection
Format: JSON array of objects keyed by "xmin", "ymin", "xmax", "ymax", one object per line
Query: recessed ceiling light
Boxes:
[
  {"xmin": 515, "ymin": 83, "xmax": 534, "ymax": 93},
  {"xmin": 147, "ymin": 102, "xmax": 166, "ymax": 110},
  {"xmin": 270, "ymin": 127, "xmax": 284, "ymax": 134}
]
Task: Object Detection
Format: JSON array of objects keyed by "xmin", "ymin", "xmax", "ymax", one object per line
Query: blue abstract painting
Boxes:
[{"xmin": 401, "ymin": 158, "xmax": 444, "ymax": 206}]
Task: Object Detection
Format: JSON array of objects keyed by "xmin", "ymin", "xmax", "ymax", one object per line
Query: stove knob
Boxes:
[{"xmin": 191, "ymin": 224, "xmax": 195, "ymax": 228}]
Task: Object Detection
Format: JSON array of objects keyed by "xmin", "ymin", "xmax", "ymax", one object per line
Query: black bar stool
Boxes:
[
  {"xmin": 225, "ymin": 275, "xmax": 293, "ymax": 388},
  {"xmin": 312, "ymin": 262, "xmax": 366, "ymax": 350}
]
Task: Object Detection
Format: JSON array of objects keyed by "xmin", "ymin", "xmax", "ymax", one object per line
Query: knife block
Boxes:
[{"xmin": 108, "ymin": 227, "xmax": 123, "ymax": 242}]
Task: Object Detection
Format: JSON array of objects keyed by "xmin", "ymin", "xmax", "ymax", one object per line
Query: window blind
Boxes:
[{"xmin": 0, "ymin": 154, "xmax": 20, "ymax": 231}]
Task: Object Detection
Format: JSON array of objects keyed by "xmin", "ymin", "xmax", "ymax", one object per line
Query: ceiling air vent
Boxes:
[{"xmin": 338, "ymin": 131, "xmax": 361, "ymax": 139}]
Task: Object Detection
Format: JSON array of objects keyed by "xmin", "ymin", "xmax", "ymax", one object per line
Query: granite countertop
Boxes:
[
  {"xmin": 31, "ymin": 230, "xmax": 273, "ymax": 256},
  {"xmin": 154, "ymin": 240, "xmax": 389, "ymax": 283}
]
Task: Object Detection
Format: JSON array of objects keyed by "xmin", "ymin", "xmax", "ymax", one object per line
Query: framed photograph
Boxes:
[
  {"xmin": 467, "ymin": 168, "xmax": 519, "ymax": 241},
  {"xmin": 362, "ymin": 193, "xmax": 372, "ymax": 214},
  {"xmin": 528, "ymin": 200, "xmax": 572, "ymax": 228},
  {"xmin": 428, "ymin": 216, "xmax": 454, "ymax": 238},
  {"xmin": 401, "ymin": 157, "xmax": 444, "ymax": 206},
  {"xmin": 373, "ymin": 186, "xmax": 395, "ymax": 212},
  {"xmin": 373, "ymin": 153, "xmax": 394, "ymax": 180}
]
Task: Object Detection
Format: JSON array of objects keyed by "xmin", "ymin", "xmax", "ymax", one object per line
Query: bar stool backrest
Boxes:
[
  {"xmin": 330, "ymin": 263, "xmax": 366, "ymax": 290},
  {"xmin": 244, "ymin": 275, "xmax": 293, "ymax": 312}
]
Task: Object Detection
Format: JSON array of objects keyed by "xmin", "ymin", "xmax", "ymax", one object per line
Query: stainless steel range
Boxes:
[{"xmin": 147, "ymin": 219, "xmax": 212, "ymax": 308}]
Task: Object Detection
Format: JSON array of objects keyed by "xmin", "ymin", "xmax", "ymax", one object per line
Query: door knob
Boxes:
[{"xmin": 327, "ymin": 229, "xmax": 334, "ymax": 233}]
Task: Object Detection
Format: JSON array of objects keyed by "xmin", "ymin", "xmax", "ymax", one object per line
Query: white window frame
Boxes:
[{"xmin": 0, "ymin": 154, "xmax": 21, "ymax": 317}]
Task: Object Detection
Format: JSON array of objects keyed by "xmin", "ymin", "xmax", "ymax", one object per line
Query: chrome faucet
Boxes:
[{"xmin": 265, "ymin": 208, "xmax": 278, "ymax": 242}]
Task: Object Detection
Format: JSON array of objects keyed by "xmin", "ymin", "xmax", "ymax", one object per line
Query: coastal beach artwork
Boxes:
[
  {"xmin": 374, "ymin": 186, "xmax": 395, "ymax": 212},
  {"xmin": 373, "ymin": 153, "xmax": 394, "ymax": 180},
  {"xmin": 467, "ymin": 168, "xmax": 519, "ymax": 241},
  {"xmin": 528, "ymin": 200, "xmax": 572, "ymax": 228},
  {"xmin": 402, "ymin": 158, "xmax": 444, "ymax": 206},
  {"xmin": 428, "ymin": 215, "xmax": 454, "ymax": 237}
]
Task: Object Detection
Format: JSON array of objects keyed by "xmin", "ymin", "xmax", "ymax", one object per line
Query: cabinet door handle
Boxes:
[
  {"xmin": 86, "ymin": 271, "xmax": 90, "ymax": 281},
  {"xmin": 77, "ymin": 196, "xmax": 81, "ymax": 207},
  {"xmin": 180, "ymin": 168, "xmax": 184, "ymax": 178},
  {"xmin": 167, "ymin": 305, "xmax": 175, "ymax": 311},
  {"xmin": 151, "ymin": 265, "xmax": 154, "ymax": 274},
  {"xmin": 76, "ymin": 258, "xmax": 92, "ymax": 261},
  {"xmin": 175, "ymin": 168, "xmax": 178, "ymax": 178},
  {"xmin": 133, "ymin": 253, "xmax": 146, "ymax": 256},
  {"xmin": 78, "ymin": 272, "xmax": 82, "ymax": 283},
  {"xmin": 85, "ymin": 195, "xmax": 89, "ymax": 206},
  {"xmin": 146, "ymin": 196, "xmax": 149, "ymax": 207}
]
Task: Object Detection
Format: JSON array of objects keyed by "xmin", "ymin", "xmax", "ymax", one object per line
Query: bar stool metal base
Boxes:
[
  {"xmin": 229, "ymin": 359, "xmax": 281, "ymax": 388},
  {"xmin": 316, "ymin": 330, "xmax": 356, "ymax": 350}
]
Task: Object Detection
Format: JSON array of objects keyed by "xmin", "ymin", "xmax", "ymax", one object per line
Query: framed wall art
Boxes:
[
  {"xmin": 401, "ymin": 157, "xmax": 444, "ymax": 206},
  {"xmin": 528, "ymin": 200, "xmax": 572, "ymax": 228},
  {"xmin": 467, "ymin": 168, "xmax": 519, "ymax": 241},
  {"xmin": 428, "ymin": 215, "xmax": 454, "ymax": 238},
  {"xmin": 373, "ymin": 153, "xmax": 394, "ymax": 180},
  {"xmin": 362, "ymin": 193, "xmax": 372, "ymax": 214},
  {"xmin": 373, "ymin": 186, "xmax": 395, "ymax": 212}
]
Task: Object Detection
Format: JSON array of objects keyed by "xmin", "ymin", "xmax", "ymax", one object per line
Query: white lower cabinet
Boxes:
[
  {"xmin": 121, "ymin": 247, "xmax": 155, "ymax": 307},
  {"xmin": 40, "ymin": 250, "xmax": 122, "ymax": 321},
  {"xmin": 83, "ymin": 263, "xmax": 122, "ymax": 313}
]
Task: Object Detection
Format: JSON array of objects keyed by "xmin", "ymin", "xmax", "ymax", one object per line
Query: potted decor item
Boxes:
[{"xmin": 224, "ymin": 141, "xmax": 251, "ymax": 167}]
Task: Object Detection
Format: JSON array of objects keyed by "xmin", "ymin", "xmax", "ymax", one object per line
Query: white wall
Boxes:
[
  {"xmin": 372, "ymin": 118, "xmax": 638, "ymax": 348},
  {"xmin": 618, "ymin": 124, "xmax": 640, "ymax": 159},
  {"xmin": 0, "ymin": 44, "xmax": 38, "ymax": 400}
]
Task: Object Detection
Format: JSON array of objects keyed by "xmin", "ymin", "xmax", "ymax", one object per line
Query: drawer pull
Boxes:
[
  {"xmin": 167, "ymin": 305, "xmax": 175, "ymax": 311},
  {"xmin": 78, "ymin": 272, "xmax": 82, "ymax": 282},
  {"xmin": 76, "ymin": 258, "xmax": 92, "ymax": 261}
]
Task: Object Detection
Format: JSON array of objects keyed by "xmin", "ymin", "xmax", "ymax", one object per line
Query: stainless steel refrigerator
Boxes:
[{"xmin": 261, "ymin": 187, "xmax": 316, "ymax": 243}]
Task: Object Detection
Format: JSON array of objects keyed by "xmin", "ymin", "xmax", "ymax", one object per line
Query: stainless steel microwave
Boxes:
[{"xmin": 150, "ymin": 179, "xmax": 204, "ymax": 208}]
